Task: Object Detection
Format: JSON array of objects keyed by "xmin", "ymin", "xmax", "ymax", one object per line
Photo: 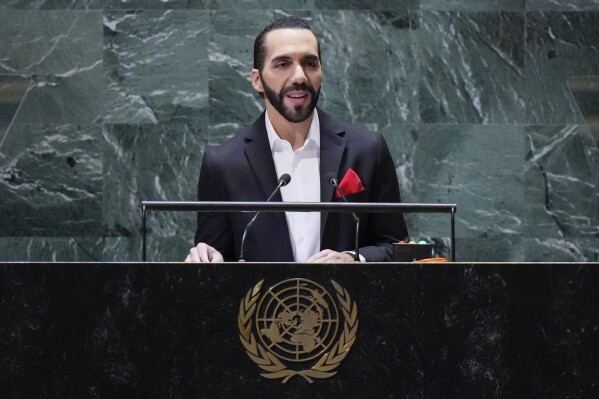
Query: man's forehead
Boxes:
[{"xmin": 263, "ymin": 28, "xmax": 319, "ymax": 59}]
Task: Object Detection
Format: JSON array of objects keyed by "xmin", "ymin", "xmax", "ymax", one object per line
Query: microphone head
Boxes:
[
  {"xmin": 325, "ymin": 172, "xmax": 338, "ymax": 186},
  {"xmin": 279, "ymin": 173, "xmax": 291, "ymax": 186}
]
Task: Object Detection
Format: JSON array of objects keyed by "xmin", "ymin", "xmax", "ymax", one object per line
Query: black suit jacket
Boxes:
[{"xmin": 194, "ymin": 109, "xmax": 408, "ymax": 262}]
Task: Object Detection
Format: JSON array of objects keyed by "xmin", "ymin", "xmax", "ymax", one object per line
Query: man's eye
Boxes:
[{"xmin": 275, "ymin": 62, "xmax": 288, "ymax": 68}]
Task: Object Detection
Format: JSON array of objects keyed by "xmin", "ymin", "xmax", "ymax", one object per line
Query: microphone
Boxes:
[
  {"xmin": 326, "ymin": 172, "xmax": 360, "ymax": 262},
  {"xmin": 239, "ymin": 173, "xmax": 291, "ymax": 262}
]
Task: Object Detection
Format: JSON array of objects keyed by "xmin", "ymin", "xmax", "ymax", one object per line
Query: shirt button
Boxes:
[{"xmin": 299, "ymin": 237, "xmax": 304, "ymax": 243}]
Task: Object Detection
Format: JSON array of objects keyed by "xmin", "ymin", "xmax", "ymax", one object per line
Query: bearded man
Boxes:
[{"xmin": 186, "ymin": 16, "xmax": 408, "ymax": 263}]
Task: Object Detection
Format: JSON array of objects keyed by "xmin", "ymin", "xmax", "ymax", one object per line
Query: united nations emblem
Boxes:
[{"xmin": 238, "ymin": 278, "xmax": 358, "ymax": 383}]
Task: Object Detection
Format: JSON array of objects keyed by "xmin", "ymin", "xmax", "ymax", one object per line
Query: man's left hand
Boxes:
[{"xmin": 306, "ymin": 250, "xmax": 355, "ymax": 263}]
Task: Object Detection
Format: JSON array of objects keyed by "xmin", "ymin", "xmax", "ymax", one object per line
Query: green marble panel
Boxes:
[
  {"xmin": 107, "ymin": 0, "xmax": 419, "ymax": 10},
  {"xmin": 0, "ymin": 0, "xmax": 102, "ymax": 9},
  {"xmin": 0, "ymin": 124, "xmax": 103, "ymax": 237},
  {"xmin": 456, "ymin": 233, "xmax": 526, "ymax": 262},
  {"xmin": 523, "ymin": 237, "xmax": 599, "ymax": 262},
  {"xmin": 0, "ymin": 237, "xmax": 103, "ymax": 261},
  {"xmin": 102, "ymin": 122, "xmax": 206, "ymax": 244},
  {"xmin": 12, "ymin": 73, "xmax": 103, "ymax": 124},
  {"xmin": 590, "ymin": 125, "xmax": 599, "ymax": 147},
  {"xmin": 208, "ymin": 0, "xmax": 313, "ymax": 9},
  {"xmin": 411, "ymin": 125, "xmax": 528, "ymax": 261},
  {"xmin": 314, "ymin": 11, "xmax": 418, "ymax": 125},
  {"xmin": 524, "ymin": 125, "xmax": 599, "ymax": 260},
  {"xmin": 101, "ymin": 237, "xmax": 140, "ymax": 261},
  {"xmin": 568, "ymin": 76, "xmax": 599, "ymax": 149},
  {"xmin": 420, "ymin": 0, "xmax": 524, "ymax": 11},
  {"xmin": 380, "ymin": 123, "xmax": 422, "ymax": 247},
  {"xmin": 523, "ymin": 12, "xmax": 599, "ymax": 124},
  {"xmin": 106, "ymin": 0, "xmax": 208, "ymax": 9},
  {"xmin": 0, "ymin": 10, "xmax": 103, "ymax": 124},
  {"xmin": 105, "ymin": 0, "xmax": 317, "ymax": 9},
  {"xmin": 101, "ymin": 235, "xmax": 194, "ymax": 262},
  {"xmin": 206, "ymin": 122, "xmax": 244, "ymax": 147},
  {"xmin": 526, "ymin": 0, "xmax": 599, "ymax": 10},
  {"xmin": 315, "ymin": 0, "xmax": 418, "ymax": 9},
  {"xmin": 0, "ymin": 76, "xmax": 31, "ymax": 146},
  {"xmin": 381, "ymin": 123, "xmax": 418, "ymax": 201},
  {"xmin": 0, "ymin": 10, "xmax": 102, "ymax": 74},
  {"xmin": 379, "ymin": 122, "xmax": 419, "ymax": 241},
  {"xmin": 569, "ymin": 77, "xmax": 599, "ymax": 126},
  {"xmin": 418, "ymin": 11, "xmax": 527, "ymax": 124},
  {"xmin": 103, "ymin": 10, "xmax": 209, "ymax": 124}
]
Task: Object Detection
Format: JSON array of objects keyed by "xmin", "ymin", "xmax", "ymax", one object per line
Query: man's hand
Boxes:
[
  {"xmin": 306, "ymin": 249, "xmax": 355, "ymax": 263},
  {"xmin": 185, "ymin": 243, "xmax": 224, "ymax": 263}
]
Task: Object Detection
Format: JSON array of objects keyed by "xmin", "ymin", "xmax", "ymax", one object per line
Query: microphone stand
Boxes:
[
  {"xmin": 239, "ymin": 174, "xmax": 291, "ymax": 262},
  {"xmin": 328, "ymin": 176, "xmax": 360, "ymax": 262}
]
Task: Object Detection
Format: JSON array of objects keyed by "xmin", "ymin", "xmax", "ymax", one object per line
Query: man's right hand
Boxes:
[{"xmin": 185, "ymin": 243, "xmax": 224, "ymax": 263}]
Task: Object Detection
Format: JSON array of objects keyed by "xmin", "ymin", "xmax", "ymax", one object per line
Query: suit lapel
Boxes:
[
  {"xmin": 243, "ymin": 113, "xmax": 293, "ymax": 260},
  {"xmin": 244, "ymin": 113, "xmax": 281, "ymax": 200},
  {"xmin": 318, "ymin": 109, "xmax": 347, "ymax": 238}
]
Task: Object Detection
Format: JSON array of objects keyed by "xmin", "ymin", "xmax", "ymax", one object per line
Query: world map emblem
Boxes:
[{"xmin": 238, "ymin": 278, "xmax": 358, "ymax": 383}]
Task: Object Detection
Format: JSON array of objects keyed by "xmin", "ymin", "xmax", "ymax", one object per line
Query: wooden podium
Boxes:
[{"xmin": 1, "ymin": 262, "xmax": 598, "ymax": 398}]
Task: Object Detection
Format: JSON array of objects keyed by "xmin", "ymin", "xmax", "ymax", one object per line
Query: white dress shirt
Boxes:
[{"xmin": 265, "ymin": 110, "xmax": 321, "ymax": 262}]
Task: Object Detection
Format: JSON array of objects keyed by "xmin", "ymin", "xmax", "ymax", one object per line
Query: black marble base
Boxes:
[{"xmin": 1, "ymin": 262, "xmax": 598, "ymax": 398}]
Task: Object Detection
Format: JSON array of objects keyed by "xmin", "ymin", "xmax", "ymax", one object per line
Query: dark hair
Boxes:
[{"xmin": 253, "ymin": 16, "xmax": 321, "ymax": 71}]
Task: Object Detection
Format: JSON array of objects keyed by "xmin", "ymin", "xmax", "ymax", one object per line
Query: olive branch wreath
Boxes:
[{"xmin": 238, "ymin": 279, "xmax": 358, "ymax": 383}]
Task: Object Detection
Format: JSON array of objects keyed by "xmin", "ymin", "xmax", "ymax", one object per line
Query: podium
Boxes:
[
  {"xmin": 140, "ymin": 201, "xmax": 458, "ymax": 262},
  {"xmin": 1, "ymin": 262, "xmax": 598, "ymax": 398}
]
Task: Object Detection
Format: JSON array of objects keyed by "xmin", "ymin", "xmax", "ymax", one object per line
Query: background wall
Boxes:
[{"xmin": 0, "ymin": 0, "xmax": 597, "ymax": 262}]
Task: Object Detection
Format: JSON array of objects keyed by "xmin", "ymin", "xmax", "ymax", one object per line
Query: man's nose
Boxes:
[{"xmin": 290, "ymin": 64, "xmax": 307, "ymax": 85}]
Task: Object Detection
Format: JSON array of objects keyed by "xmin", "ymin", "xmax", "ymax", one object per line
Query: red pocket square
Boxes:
[{"xmin": 335, "ymin": 168, "xmax": 364, "ymax": 198}]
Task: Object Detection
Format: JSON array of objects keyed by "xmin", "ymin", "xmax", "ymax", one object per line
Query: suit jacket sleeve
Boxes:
[{"xmin": 193, "ymin": 149, "xmax": 236, "ymax": 261}]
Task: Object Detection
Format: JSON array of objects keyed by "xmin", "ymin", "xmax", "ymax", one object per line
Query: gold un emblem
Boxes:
[{"xmin": 238, "ymin": 278, "xmax": 358, "ymax": 383}]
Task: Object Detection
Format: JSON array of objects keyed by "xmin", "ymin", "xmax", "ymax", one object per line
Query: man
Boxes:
[{"xmin": 186, "ymin": 16, "xmax": 408, "ymax": 263}]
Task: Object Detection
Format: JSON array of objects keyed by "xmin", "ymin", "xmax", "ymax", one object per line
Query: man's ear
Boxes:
[{"xmin": 251, "ymin": 69, "xmax": 263, "ymax": 94}]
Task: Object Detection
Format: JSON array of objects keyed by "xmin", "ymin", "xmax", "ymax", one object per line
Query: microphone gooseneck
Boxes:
[
  {"xmin": 239, "ymin": 174, "xmax": 291, "ymax": 262},
  {"xmin": 326, "ymin": 172, "xmax": 360, "ymax": 262}
]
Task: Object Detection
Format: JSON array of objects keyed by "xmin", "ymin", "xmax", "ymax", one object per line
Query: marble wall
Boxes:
[{"xmin": 0, "ymin": 1, "xmax": 597, "ymax": 262}]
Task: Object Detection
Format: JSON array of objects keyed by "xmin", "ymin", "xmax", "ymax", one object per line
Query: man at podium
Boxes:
[{"xmin": 186, "ymin": 16, "xmax": 408, "ymax": 263}]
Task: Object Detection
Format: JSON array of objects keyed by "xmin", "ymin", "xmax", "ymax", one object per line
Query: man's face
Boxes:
[{"xmin": 252, "ymin": 28, "xmax": 322, "ymax": 123}]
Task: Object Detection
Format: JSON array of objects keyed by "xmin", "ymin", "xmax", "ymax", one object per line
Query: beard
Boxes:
[{"xmin": 260, "ymin": 74, "xmax": 320, "ymax": 123}]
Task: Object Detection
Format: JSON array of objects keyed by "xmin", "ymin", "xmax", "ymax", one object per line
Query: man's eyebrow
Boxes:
[
  {"xmin": 303, "ymin": 55, "xmax": 320, "ymax": 62},
  {"xmin": 270, "ymin": 55, "xmax": 292, "ymax": 64}
]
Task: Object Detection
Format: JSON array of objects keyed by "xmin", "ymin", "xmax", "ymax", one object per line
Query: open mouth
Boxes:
[{"xmin": 286, "ymin": 92, "xmax": 309, "ymax": 105}]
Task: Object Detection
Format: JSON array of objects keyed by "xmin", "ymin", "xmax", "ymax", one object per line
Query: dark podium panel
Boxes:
[{"xmin": 1, "ymin": 262, "xmax": 598, "ymax": 398}]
